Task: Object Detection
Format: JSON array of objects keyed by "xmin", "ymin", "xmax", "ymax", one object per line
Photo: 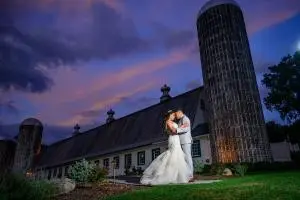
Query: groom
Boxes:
[{"xmin": 174, "ymin": 109, "xmax": 194, "ymax": 181}]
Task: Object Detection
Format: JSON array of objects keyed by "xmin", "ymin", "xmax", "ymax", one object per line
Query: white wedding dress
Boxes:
[{"xmin": 140, "ymin": 122, "xmax": 190, "ymax": 185}]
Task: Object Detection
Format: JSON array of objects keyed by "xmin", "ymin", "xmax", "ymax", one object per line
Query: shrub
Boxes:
[
  {"xmin": 193, "ymin": 160, "xmax": 205, "ymax": 174},
  {"xmin": 137, "ymin": 167, "xmax": 144, "ymax": 175},
  {"xmin": 89, "ymin": 167, "xmax": 108, "ymax": 183},
  {"xmin": 68, "ymin": 159, "xmax": 95, "ymax": 183},
  {"xmin": 0, "ymin": 173, "xmax": 57, "ymax": 200},
  {"xmin": 30, "ymin": 179, "xmax": 58, "ymax": 199},
  {"xmin": 210, "ymin": 163, "xmax": 225, "ymax": 175},
  {"xmin": 202, "ymin": 164, "xmax": 212, "ymax": 174},
  {"xmin": 233, "ymin": 163, "xmax": 248, "ymax": 176},
  {"xmin": 247, "ymin": 161, "xmax": 298, "ymax": 172},
  {"xmin": 123, "ymin": 166, "xmax": 144, "ymax": 176},
  {"xmin": 124, "ymin": 167, "xmax": 130, "ymax": 175},
  {"xmin": 132, "ymin": 166, "xmax": 137, "ymax": 175}
]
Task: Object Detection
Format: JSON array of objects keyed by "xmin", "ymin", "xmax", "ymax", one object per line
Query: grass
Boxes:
[{"xmin": 104, "ymin": 171, "xmax": 300, "ymax": 200}]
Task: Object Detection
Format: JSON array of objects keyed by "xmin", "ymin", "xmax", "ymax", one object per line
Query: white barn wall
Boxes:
[
  {"xmin": 95, "ymin": 135, "xmax": 211, "ymax": 176},
  {"xmin": 38, "ymin": 137, "xmax": 299, "ymax": 179},
  {"xmin": 198, "ymin": 135, "xmax": 212, "ymax": 164},
  {"xmin": 41, "ymin": 134, "xmax": 211, "ymax": 178},
  {"xmin": 270, "ymin": 141, "xmax": 292, "ymax": 162},
  {"xmin": 102, "ymin": 142, "xmax": 167, "ymax": 176}
]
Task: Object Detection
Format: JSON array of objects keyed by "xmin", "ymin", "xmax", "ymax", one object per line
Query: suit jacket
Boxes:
[{"xmin": 177, "ymin": 115, "xmax": 192, "ymax": 144}]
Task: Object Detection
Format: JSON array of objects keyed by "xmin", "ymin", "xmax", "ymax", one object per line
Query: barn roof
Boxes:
[{"xmin": 35, "ymin": 86, "xmax": 208, "ymax": 168}]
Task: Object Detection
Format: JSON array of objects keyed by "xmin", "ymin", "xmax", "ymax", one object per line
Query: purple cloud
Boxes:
[
  {"xmin": 0, "ymin": 1, "xmax": 149, "ymax": 93},
  {"xmin": 151, "ymin": 22, "xmax": 196, "ymax": 50}
]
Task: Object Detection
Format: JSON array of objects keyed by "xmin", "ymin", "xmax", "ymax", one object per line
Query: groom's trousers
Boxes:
[{"xmin": 181, "ymin": 143, "xmax": 193, "ymax": 178}]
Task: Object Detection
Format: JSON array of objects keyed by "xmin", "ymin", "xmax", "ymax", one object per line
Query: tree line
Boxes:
[{"xmin": 262, "ymin": 51, "xmax": 300, "ymax": 143}]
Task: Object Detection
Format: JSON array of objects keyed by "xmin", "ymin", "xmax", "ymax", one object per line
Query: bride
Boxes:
[{"xmin": 140, "ymin": 110, "xmax": 190, "ymax": 185}]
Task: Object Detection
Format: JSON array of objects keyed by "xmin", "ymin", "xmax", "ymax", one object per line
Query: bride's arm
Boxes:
[{"xmin": 166, "ymin": 121, "xmax": 176, "ymax": 134}]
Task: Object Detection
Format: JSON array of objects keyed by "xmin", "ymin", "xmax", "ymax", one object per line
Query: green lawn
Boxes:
[{"xmin": 105, "ymin": 171, "xmax": 300, "ymax": 200}]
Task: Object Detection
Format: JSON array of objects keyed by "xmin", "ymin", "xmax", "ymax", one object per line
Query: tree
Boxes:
[
  {"xmin": 265, "ymin": 121, "xmax": 287, "ymax": 143},
  {"xmin": 287, "ymin": 119, "xmax": 300, "ymax": 144},
  {"xmin": 262, "ymin": 51, "xmax": 300, "ymax": 123}
]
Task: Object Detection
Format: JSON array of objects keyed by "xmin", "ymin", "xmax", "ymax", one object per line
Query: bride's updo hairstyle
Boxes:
[{"xmin": 162, "ymin": 110, "xmax": 174, "ymax": 135}]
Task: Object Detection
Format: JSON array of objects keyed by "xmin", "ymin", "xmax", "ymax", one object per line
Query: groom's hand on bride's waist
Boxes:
[
  {"xmin": 176, "ymin": 122, "xmax": 190, "ymax": 135},
  {"xmin": 180, "ymin": 123, "xmax": 189, "ymax": 128}
]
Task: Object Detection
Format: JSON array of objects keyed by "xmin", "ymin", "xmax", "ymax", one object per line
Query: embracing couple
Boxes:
[{"xmin": 140, "ymin": 109, "xmax": 194, "ymax": 185}]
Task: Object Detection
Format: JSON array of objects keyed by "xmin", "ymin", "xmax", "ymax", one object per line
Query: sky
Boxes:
[{"xmin": 0, "ymin": 0, "xmax": 300, "ymax": 143}]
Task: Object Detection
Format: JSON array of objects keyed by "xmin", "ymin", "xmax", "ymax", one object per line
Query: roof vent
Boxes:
[
  {"xmin": 106, "ymin": 109, "xmax": 115, "ymax": 123},
  {"xmin": 73, "ymin": 124, "xmax": 80, "ymax": 135},
  {"xmin": 160, "ymin": 84, "xmax": 171, "ymax": 102}
]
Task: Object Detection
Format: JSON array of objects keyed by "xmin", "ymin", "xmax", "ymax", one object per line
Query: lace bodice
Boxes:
[
  {"xmin": 172, "ymin": 122, "xmax": 178, "ymax": 129},
  {"xmin": 166, "ymin": 122, "xmax": 178, "ymax": 134}
]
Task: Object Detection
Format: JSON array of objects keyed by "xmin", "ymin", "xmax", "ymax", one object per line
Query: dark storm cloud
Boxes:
[
  {"xmin": 0, "ymin": 0, "xmax": 149, "ymax": 93},
  {"xmin": 0, "ymin": 1, "xmax": 78, "ymax": 93},
  {"xmin": 85, "ymin": 3, "xmax": 149, "ymax": 60},
  {"xmin": 0, "ymin": 0, "xmax": 51, "ymax": 92}
]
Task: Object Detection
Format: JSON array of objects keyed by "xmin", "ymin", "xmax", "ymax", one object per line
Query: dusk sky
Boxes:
[{"xmin": 1, "ymin": 0, "xmax": 300, "ymax": 143}]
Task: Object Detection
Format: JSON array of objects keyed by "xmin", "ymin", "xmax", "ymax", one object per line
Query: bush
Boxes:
[
  {"xmin": 68, "ymin": 159, "xmax": 109, "ymax": 183},
  {"xmin": 233, "ymin": 163, "xmax": 248, "ymax": 176},
  {"xmin": 124, "ymin": 167, "xmax": 130, "ymax": 175},
  {"xmin": 247, "ymin": 161, "xmax": 298, "ymax": 172},
  {"xmin": 68, "ymin": 159, "xmax": 95, "ymax": 183},
  {"xmin": 132, "ymin": 166, "xmax": 137, "ymax": 174},
  {"xmin": 0, "ymin": 173, "xmax": 57, "ymax": 200},
  {"xmin": 202, "ymin": 164, "xmax": 212, "ymax": 174},
  {"xmin": 89, "ymin": 167, "xmax": 108, "ymax": 183},
  {"xmin": 122, "ymin": 166, "xmax": 144, "ymax": 176},
  {"xmin": 137, "ymin": 167, "xmax": 144, "ymax": 175},
  {"xmin": 193, "ymin": 160, "xmax": 205, "ymax": 175},
  {"xmin": 210, "ymin": 163, "xmax": 226, "ymax": 175}
]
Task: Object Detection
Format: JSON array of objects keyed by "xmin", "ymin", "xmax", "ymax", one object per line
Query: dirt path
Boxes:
[{"xmin": 54, "ymin": 183, "xmax": 145, "ymax": 200}]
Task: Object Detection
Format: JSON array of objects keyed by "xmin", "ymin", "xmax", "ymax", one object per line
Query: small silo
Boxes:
[{"xmin": 12, "ymin": 118, "xmax": 43, "ymax": 174}]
